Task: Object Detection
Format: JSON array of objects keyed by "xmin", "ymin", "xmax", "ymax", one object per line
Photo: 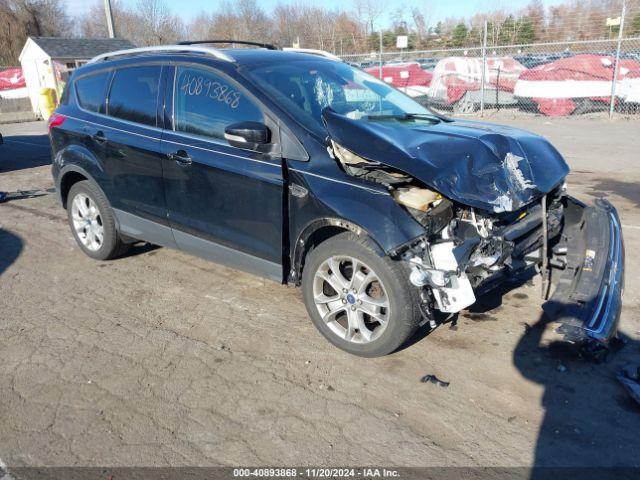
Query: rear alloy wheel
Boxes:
[
  {"xmin": 71, "ymin": 193, "xmax": 104, "ymax": 252},
  {"xmin": 66, "ymin": 180, "xmax": 129, "ymax": 260},
  {"xmin": 302, "ymin": 232, "xmax": 421, "ymax": 357}
]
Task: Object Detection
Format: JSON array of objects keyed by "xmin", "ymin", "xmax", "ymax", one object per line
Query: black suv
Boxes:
[{"xmin": 50, "ymin": 41, "xmax": 624, "ymax": 357}]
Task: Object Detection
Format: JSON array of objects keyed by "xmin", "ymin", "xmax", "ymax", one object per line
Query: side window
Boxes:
[
  {"xmin": 107, "ymin": 66, "xmax": 161, "ymax": 127},
  {"xmin": 75, "ymin": 71, "xmax": 110, "ymax": 113},
  {"xmin": 174, "ymin": 66, "xmax": 263, "ymax": 141}
]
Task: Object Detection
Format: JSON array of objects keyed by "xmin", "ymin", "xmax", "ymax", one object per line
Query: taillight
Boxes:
[{"xmin": 48, "ymin": 113, "xmax": 66, "ymax": 133}]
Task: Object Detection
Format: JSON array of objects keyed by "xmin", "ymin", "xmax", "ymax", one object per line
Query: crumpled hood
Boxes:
[{"xmin": 322, "ymin": 109, "xmax": 570, "ymax": 212}]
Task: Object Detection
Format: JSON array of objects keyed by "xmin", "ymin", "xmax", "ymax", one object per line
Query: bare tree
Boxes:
[
  {"xmin": 134, "ymin": 0, "xmax": 183, "ymax": 45},
  {"xmin": 71, "ymin": 0, "xmax": 640, "ymax": 56},
  {"xmin": 189, "ymin": 11, "xmax": 214, "ymax": 41},
  {"xmin": 353, "ymin": 0, "xmax": 385, "ymax": 36},
  {"xmin": 0, "ymin": 0, "xmax": 72, "ymax": 63},
  {"xmin": 78, "ymin": 0, "xmax": 127, "ymax": 38}
]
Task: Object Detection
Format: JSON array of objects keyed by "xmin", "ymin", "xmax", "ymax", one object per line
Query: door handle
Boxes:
[
  {"xmin": 92, "ymin": 131, "xmax": 107, "ymax": 143},
  {"xmin": 168, "ymin": 150, "xmax": 192, "ymax": 166}
]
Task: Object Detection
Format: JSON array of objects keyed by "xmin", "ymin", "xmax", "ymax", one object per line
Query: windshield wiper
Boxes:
[{"xmin": 366, "ymin": 113, "xmax": 441, "ymax": 122}]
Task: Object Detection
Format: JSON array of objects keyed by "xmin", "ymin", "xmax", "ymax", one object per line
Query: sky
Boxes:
[{"xmin": 64, "ymin": 0, "xmax": 569, "ymax": 27}]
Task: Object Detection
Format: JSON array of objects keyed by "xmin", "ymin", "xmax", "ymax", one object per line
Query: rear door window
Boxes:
[
  {"xmin": 75, "ymin": 71, "xmax": 110, "ymax": 113},
  {"xmin": 173, "ymin": 66, "xmax": 263, "ymax": 141},
  {"xmin": 107, "ymin": 66, "xmax": 161, "ymax": 127}
]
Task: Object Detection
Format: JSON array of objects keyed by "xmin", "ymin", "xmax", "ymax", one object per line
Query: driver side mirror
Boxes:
[{"xmin": 224, "ymin": 121, "xmax": 271, "ymax": 150}]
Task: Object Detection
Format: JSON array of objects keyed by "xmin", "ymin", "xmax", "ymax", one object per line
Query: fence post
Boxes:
[
  {"xmin": 609, "ymin": 0, "xmax": 626, "ymax": 118},
  {"xmin": 480, "ymin": 20, "xmax": 488, "ymax": 117},
  {"xmin": 378, "ymin": 30, "xmax": 383, "ymax": 79}
]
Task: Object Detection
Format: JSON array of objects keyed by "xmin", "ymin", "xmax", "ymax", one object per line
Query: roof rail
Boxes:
[
  {"xmin": 178, "ymin": 40, "xmax": 277, "ymax": 50},
  {"xmin": 282, "ymin": 48, "xmax": 342, "ymax": 61},
  {"xmin": 87, "ymin": 45, "xmax": 234, "ymax": 64}
]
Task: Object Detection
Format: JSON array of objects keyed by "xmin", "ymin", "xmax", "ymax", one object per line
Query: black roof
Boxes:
[
  {"xmin": 30, "ymin": 37, "xmax": 135, "ymax": 60},
  {"xmin": 224, "ymin": 48, "xmax": 336, "ymax": 66}
]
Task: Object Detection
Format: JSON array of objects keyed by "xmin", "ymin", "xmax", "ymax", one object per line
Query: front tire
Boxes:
[
  {"xmin": 302, "ymin": 232, "xmax": 421, "ymax": 357},
  {"xmin": 67, "ymin": 180, "xmax": 129, "ymax": 260}
]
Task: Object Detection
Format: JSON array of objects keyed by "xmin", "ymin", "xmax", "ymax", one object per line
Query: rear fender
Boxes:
[{"xmin": 54, "ymin": 144, "xmax": 107, "ymax": 206}]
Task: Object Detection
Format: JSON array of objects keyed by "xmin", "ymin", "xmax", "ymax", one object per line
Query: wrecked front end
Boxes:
[
  {"xmin": 400, "ymin": 190, "xmax": 624, "ymax": 349},
  {"xmin": 323, "ymin": 109, "xmax": 624, "ymax": 347}
]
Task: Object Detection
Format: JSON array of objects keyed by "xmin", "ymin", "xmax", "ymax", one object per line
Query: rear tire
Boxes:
[
  {"xmin": 66, "ymin": 180, "xmax": 129, "ymax": 260},
  {"xmin": 302, "ymin": 232, "xmax": 421, "ymax": 357}
]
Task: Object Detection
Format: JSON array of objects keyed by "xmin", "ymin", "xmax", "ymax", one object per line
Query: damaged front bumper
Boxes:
[{"xmin": 543, "ymin": 197, "xmax": 625, "ymax": 344}]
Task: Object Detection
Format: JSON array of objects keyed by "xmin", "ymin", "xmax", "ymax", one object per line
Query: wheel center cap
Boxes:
[{"xmin": 346, "ymin": 294, "xmax": 356, "ymax": 305}]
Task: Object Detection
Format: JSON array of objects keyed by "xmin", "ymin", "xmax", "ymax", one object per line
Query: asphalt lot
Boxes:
[{"xmin": 0, "ymin": 118, "xmax": 639, "ymax": 468}]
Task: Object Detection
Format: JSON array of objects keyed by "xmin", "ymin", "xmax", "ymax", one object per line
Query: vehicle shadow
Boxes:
[
  {"xmin": 398, "ymin": 268, "xmax": 640, "ymax": 473},
  {"xmin": 399, "ymin": 270, "xmax": 536, "ymax": 351},
  {"xmin": 0, "ymin": 134, "xmax": 51, "ymax": 172},
  {"xmin": 514, "ymin": 303, "xmax": 640, "ymax": 475},
  {"xmin": 0, "ymin": 227, "xmax": 23, "ymax": 278},
  {"xmin": 584, "ymin": 179, "xmax": 640, "ymax": 209},
  {"xmin": 117, "ymin": 242, "xmax": 161, "ymax": 259}
]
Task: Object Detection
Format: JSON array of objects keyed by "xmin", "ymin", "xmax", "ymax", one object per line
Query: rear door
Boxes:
[
  {"xmin": 69, "ymin": 68, "xmax": 112, "ymax": 178},
  {"xmin": 160, "ymin": 63, "xmax": 284, "ymax": 280},
  {"xmin": 98, "ymin": 64, "xmax": 169, "ymax": 234}
]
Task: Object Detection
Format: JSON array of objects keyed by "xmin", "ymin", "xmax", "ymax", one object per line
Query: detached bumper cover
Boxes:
[{"xmin": 543, "ymin": 198, "xmax": 624, "ymax": 343}]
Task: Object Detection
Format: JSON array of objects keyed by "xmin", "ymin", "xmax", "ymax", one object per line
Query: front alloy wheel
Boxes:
[
  {"xmin": 302, "ymin": 232, "xmax": 421, "ymax": 357},
  {"xmin": 313, "ymin": 256, "xmax": 390, "ymax": 344}
]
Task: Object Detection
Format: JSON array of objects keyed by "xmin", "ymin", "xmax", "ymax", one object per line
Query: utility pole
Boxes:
[
  {"xmin": 609, "ymin": 0, "xmax": 626, "ymax": 118},
  {"xmin": 104, "ymin": 0, "xmax": 116, "ymax": 38}
]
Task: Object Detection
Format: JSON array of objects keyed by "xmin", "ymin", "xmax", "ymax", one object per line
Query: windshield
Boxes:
[{"xmin": 244, "ymin": 60, "xmax": 437, "ymax": 138}]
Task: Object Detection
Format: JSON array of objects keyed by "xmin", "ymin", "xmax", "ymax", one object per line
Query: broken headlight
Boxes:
[
  {"xmin": 331, "ymin": 140, "xmax": 453, "ymax": 236},
  {"xmin": 331, "ymin": 140, "xmax": 368, "ymax": 166}
]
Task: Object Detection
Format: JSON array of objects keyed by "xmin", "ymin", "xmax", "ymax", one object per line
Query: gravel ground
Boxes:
[{"xmin": 0, "ymin": 119, "xmax": 639, "ymax": 468}]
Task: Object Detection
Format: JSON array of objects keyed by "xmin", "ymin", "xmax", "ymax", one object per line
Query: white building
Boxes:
[{"xmin": 18, "ymin": 36, "xmax": 134, "ymax": 117}]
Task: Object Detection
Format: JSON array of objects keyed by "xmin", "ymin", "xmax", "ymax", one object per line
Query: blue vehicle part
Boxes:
[{"xmin": 543, "ymin": 198, "xmax": 624, "ymax": 344}]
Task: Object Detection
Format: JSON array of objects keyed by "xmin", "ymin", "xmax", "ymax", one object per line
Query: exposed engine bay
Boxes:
[{"xmin": 330, "ymin": 139, "xmax": 566, "ymax": 315}]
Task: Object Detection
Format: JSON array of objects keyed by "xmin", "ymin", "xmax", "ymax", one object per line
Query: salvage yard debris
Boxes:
[
  {"xmin": 420, "ymin": 374, "xmax": 450, "ymax": 388},
  {"xmin": 0, "ymin": 189, "xmax": 51, "ymax": 203}
]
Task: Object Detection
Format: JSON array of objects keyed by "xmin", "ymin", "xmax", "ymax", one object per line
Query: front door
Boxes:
[{"xmin": 161, "ymin": 64, "xmax": 284, "ymax": 281}]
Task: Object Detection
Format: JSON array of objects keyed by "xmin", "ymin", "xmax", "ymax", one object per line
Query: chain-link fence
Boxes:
[
  {"xmin": 340, "ymin": 37, "xmax": 640, "ymax": 119},
  {"xmin": 340, "ymin": 36, "xmax": 640, "ymax": 118}
]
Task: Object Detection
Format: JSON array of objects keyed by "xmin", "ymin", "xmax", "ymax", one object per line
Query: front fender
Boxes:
[{"xmin": 288, "ymin": 168, "xmax": 427, "ymax": 278}]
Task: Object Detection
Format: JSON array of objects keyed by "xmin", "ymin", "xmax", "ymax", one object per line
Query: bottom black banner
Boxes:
[{"xmin": 2, "ymin": 467, "xmax": 640, "ymax": 480}]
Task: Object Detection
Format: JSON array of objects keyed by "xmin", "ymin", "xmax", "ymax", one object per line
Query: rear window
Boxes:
[
  {"xmin": 107, "ymin": 66, "xmax": 161, "ymax": 127},
  {"xmin": 75, "ymin": 71, "xmax": 110, "ymax": 113}
]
